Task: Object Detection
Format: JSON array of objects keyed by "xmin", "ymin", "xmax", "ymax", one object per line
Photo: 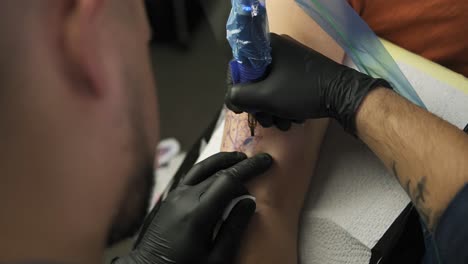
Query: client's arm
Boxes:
[
  {"xmin": 221, "ymin": 1, "xmax": 344, "ymax": 263},
  {"xmin": 222, "ymin": 112, "xmax": 327, "ymax": 264}
]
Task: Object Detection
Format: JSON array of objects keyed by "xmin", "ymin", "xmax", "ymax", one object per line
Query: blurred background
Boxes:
[
  {"xmin": 148, "ymin": 0, "xmax": 230, "ymax": 150},
  {"xmin": 104, "ymin": 0, "xmax": 231, "ymax": 261}
]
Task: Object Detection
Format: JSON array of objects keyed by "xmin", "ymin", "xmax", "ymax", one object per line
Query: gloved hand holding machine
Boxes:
[{"xmin": 227, "ymin": 0, "xmax": 272, "ymax": 136}]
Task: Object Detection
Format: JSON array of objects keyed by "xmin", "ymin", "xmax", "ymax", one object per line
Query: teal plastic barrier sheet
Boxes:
[{"xmin": 295, "ymin": 0, "xmax": 426, "ymax": 108}]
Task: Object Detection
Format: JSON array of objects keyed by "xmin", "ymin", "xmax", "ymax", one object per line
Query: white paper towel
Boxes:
[
  {"xmin": 195, "ymin": 56, "xmax": 468, "ymax": 263},
  {"xmin": 300, "ymin": 216, "xmax": 371, "ymax": 264},
  {"xmin": 299, "ymin": 121, "xmax": 408, "ymax": 264},
  {"xmin": 298, "ymin": 58, "xmax": 468, "ymax": 263}
]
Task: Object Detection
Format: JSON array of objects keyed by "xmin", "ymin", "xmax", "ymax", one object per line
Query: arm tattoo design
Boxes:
[
  {"xmin": 222, "ymin": 111, "xmax": 263, "ymax": 154},
  {"xmin": 393, "ymin": 161, "xmax": 441, "ymax": 231}
]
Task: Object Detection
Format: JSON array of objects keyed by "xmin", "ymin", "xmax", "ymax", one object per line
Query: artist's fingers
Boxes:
[
  {"xmin": 198, "ymin": 154, "xmax": 271, "ymax": 226},
  {"xmin": 273, "ymin": 117, "xmax": 292, "ymax": 131},
  {"xmin": 182, "ymin": 152, "xmax": 247, "ymax": 185},
  {"xmin": 255, "ymin": 112, "xmax": 274, "ymax": 128},
  {"xmin": 208, "ymin": 198, "xmax": 256, "ymax": 264},
  {"xmin": 226, "ymin": 64, "xmax": 243, "ymax": 114},
  {"xmin": 292, "ymin": 119, "xmax": 305, "ymax": 124},
  {"xmin": 223, "ymin": 153, "xmax": 273, "ymax": 183}
]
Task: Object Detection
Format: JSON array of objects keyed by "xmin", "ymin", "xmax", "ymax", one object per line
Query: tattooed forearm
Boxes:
[
  {"xmin": 222, "ymin": 110, "xmax": 263, "ymax": 155},
  {"xmin": 406, "ymin": 178, "xmax": 431, "ymax": 225},
  {"xmin": 408, "ymin": 178, "xmax": 442, "ymax": 231},
  {"xmin": 393, "ymin": 161, "xmax": 441, "ymax": 231}
]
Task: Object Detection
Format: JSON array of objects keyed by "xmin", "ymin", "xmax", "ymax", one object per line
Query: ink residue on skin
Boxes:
[
  {"xmin": 243, "ymin": 137, "xmax": 254, "ymax": 146},
  {"xmin": 222, "ymin": 111, "xmax": 262, "ymax": 154}
]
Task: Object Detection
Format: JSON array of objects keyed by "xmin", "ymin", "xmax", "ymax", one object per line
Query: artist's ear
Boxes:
[{"xmin": 63, "ymin": 0, "xmax": 108, "ymax": 97}]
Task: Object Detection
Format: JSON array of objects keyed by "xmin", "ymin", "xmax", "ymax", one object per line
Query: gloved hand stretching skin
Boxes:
[
  {"xmin": 114, "ymin": 152, "xmax": 273, "ymax": 264},
  {"xmin": 225, "ymin": 33, "xmax": 391, "ymax": 134}
]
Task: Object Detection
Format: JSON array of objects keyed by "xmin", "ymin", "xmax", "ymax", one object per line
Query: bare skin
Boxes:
[
  {"xmin": 222, "ymin": 112, "xmax": 328, "ymax": 264},
  {"xmin": 0, "ymin": 1, "xmax": 158, "ymax": 263},
  {"xmin": 357, "ymin": 88, "xmax": 468, "ymax": 231},
  {"xmin": 221, "ymin": 1, "xmax": 344, "ymax": 263}
]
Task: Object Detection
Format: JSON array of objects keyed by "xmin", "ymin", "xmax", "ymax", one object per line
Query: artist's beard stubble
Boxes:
[
  {"xmin": 106, "ymin": 84, "xmax": 158, "ymax": 246},
  {"xmin": 106, "ymin": 161, "xmax": 155, "ymax": 246}
]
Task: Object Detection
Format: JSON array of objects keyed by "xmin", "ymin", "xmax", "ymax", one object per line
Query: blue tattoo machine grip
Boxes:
[{"xmin": 227, "ymin": 0, "xmax": 272, "ymax": 135}]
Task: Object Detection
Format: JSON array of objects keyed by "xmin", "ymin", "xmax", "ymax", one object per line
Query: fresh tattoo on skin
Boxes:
[
  {"xmin": 392, "ymin": 161, "xmax": 441, "ymax": 231},
  {"xmin": 222, "ymin": 110, "xmax": 263, "ymax": 154}
]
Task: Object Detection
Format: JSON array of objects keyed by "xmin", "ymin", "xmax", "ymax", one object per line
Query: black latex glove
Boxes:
[
  {"xmin": 225, "ymin": 33, "xmax": 392, "ymax": 134},
  {"xmin": 114, "ymin": 152, "xmax": 273, "ymax": 264}
]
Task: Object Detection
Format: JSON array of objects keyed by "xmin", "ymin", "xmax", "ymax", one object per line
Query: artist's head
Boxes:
[{"xmin": 0, "ymin": 0, "xmax": 158, "ymax": 262}]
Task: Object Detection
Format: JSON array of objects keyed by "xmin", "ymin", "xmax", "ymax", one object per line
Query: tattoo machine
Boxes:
[{"xmin": 227, "ymin": 0, "xmax": 272, "ymax": 136}]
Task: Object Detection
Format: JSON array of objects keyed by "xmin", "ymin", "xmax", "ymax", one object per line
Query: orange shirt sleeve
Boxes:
[{"xmin": 346, "ymin": 0, "xmax": 468, "ymax": 76}]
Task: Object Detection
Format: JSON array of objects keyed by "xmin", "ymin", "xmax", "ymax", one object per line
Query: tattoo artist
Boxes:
[
  {"xmin": 225, "ymin": 34, "xmax": 468, "ymax": 264},
  {"xmin": 0, "ymin": 1, "xmax": 273, "ymax": 263}
]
